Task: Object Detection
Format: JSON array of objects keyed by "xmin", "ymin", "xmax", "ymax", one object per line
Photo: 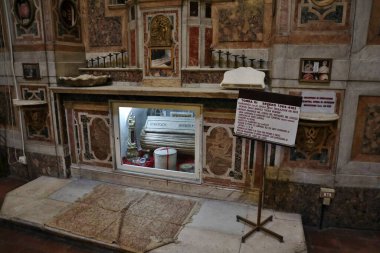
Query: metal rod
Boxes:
[
  {"xmin": 102, "ymin": 56, "xmax": 107, "ymax": 67},
  {"xmin": 217, "ymin": 50, "xmax": 223, "ymax": 68},
  {"xmin": 108, "ymin": 53, "xmax": 113, "ymax": 67},
  {"xmin": 259, "ymin": 59, "xmax": 264, "ymax": 69},
  {"xmin": 249, "ymin": 59, "xmax": 255, "ymax": 68},
  {"xmin": 225, "ymin": 51, "xmax": 231, "ymax": 68},
  {"xmin": 209, "ymin": 48, "xmax": 215, "ymax": 68},
  {"xmin": 240, "ymin": 54, "xmax": 247, "ymax": 67},
  {"xmin": 232, "ymin": 55, "xmax": 239, "ymax": 68},
  {"xmin": 114, "ymin": 53, "xmax": 120, "ymax": 67},
  {"xmin": 120, "ymin": 50, "xmax": 125, "ymax": 68}
]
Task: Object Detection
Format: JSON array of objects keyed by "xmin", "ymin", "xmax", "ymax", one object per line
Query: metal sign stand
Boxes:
[
  {"xmin": 233, "ymin": 89, "xmax": 302, "ymax": 243},
  {"xmin": 236, "ymin": 140, "xmax": 284, "ymax": 243}
]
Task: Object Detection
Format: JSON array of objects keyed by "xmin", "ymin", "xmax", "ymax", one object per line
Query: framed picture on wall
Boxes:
[
  {"xmin": 22, "ymin": 63, "xmax": 40, "ymax": 80},
  {"xmin": 150, "ymin": 48, "xmax": 173, "ymax": 69},
  {"xmin": 299, "ymin": 58, "xmax": 332, "ymax": 83}
]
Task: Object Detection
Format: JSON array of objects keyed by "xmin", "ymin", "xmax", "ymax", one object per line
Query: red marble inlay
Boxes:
[
  {"xmin": 130, "ymin": 29, "xmax": 136, "ymax": 66},
  {"xmin": 188, "ymin": 27, "xmax": 199, "ymax": 66},
  {"xmin": 204, "ymin": 28, "xmax": 213, "ymax": 66}
]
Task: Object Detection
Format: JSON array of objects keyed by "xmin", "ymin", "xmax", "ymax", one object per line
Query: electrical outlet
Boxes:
[
  {"xmin": 18, "ymin": 156, "xmax": 27, "ymax": 165},
  {"xmin": 320, "ymin": 187, "xmax": 335, "ymax": 199}
]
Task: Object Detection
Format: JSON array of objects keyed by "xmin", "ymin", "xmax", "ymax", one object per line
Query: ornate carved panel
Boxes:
[
  {"xmin": 65, "ymin": 103, "xmax": 112, "ymax": 168},
  {"xmin": 20, "ymin": 85, "xmax": 46, "ymax": 101},
  {"xmin": 351, "ymin": 96, "xmax": 380, "ymax": 162},
  {"xmin": 205, "ymin": 125, "xmax": 233, "ymax": 176},
  {"xmin": 285, "ymin": 120, "xmax": 337, "ymax": 169},
  {"xmin": 297, "ymin": 0, "xmax": 349, "ymax": 28},
  {"xmin": 203, "ymin": 110, "xmax": 250, "ymax": 189},
  {"xmin": 217, "ymin": 0, "xmax": 264, "ymax": 42}
]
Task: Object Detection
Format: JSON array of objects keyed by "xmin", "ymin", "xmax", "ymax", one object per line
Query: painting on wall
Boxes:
[
  {"xmin": 299, "ymin": 58, "xmax": 332, "ymax": 83},
  {"xmin": 22, "ymin": 63, "xmax": 40, "ymax": 80},
  {"xmin": 14, "ymin": 0, "xmax": 35, "ymax": 28},
  {"xmin": 217, "ymin": 0, "xmax": 264, "ymax": 42},
  {"xmin": 150, "ymin": 48, "xmax": 173, "ymax": 69},
  {"xmin": 59, "ymin": 0, "xmax": 77, "ymax": 29}
]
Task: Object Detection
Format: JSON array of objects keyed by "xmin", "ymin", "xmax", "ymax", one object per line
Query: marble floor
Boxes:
[{"xmin": 0, "ymin": 176, "xmax": 307, "ymax": 253}]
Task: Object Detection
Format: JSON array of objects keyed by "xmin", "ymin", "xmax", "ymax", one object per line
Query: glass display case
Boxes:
[{"xmin": 112, "ymin": 101, "xmax": 202, "ymax": 182}]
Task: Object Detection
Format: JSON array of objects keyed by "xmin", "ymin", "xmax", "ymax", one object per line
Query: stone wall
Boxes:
[{"xmin": 264, "ymin": 180, "xmax": 380, "ymax": 230}]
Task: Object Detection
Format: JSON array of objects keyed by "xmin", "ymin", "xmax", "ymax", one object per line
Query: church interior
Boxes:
[{"xmin": 0, "ymin": 0, "xmax": 379, "ymax": 252}]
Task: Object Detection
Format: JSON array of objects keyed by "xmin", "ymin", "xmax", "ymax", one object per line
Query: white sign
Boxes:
[
  {"xmin": 234, "ymin": 98, "xmax": 301, "ymax": 146},
  {"xmin": 301, "ymin": 91, "xmax": 336, "ymax": 114}
]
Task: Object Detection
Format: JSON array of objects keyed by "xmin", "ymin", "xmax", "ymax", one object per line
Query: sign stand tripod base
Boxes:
[
  {"xmin": 236, "ymin": 190, "xmax": 283, "ymax": 243},
  {"xmin": 236, "ymin": 141, "xmax": 284, "ymax": 243}
]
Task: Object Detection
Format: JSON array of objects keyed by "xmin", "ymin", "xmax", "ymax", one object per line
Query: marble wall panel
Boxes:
[
  {"xmin": 181, "ymin": 70, "xmax": 224, "ymax": 84},
  {"xmin": 65, "ymin": 103, "xmax": 113, "ymax": 169},
  {"xmin": 265, "ymin": 180, "xmax": 380, "ymax": 230},
  {"xmin": 0, "ymin": 86, "xmax": 15, "ymax": 127},
  {"xmin": 367, "ymin": 0, "xmax": 380, "ymax": 44},
  {"xmin": 87, "ymin": 0, "xmax": 122, "ymax": 47},
  {"xmin": 188, "ymin": 26, "xmax": 199, "ymax": 66},
  {"xmin": 78, "ymin": 111, "xmax": 112, "ymax": 167},
  {"xmin": 130, "ymin": 29, "xmax": 136, "ymax": 66},
  {"xmin": 0, "ymin": 17, "xmax": 4, "ymax": 48},
  {"xmin": 12, "ymin": 0, "xmax": 42, "ymax": 40},
  {"xmin": 351, "ymin": 96, "xmax": 380, "ymax": 163},
  {"xmin": 80, "ymin": 69, "xmax": 143, "ymax": 82},
  {"xmin": 203, "ymin": 111, "xmax": 250, "ymax": 189},
  {"xmin": 204, "ymin": 28, "xmax": 213, "ymax": 67}
]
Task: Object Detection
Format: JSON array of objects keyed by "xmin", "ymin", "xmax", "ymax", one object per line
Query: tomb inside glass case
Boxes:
[{"xmin": 112, "ymin": 101, "xmax": 202, "ymax": 181}]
